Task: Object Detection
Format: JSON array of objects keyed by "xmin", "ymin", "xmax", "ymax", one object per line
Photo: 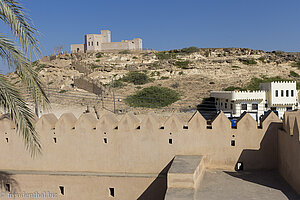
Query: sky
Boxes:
[{"xmin": 1, "ymin": 0, "xmax": 300, "ymax": 63}]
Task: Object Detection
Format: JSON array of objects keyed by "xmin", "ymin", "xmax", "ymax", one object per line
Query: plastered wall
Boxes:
[
  {"xmin": 0, "ymin": 111, "xmax": 281, "ymax": 174},
  {"xmin": 278, "ymin": 110, "xmax": 300, "ymax": 195}
]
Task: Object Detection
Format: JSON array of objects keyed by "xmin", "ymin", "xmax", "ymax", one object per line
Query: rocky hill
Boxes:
[{"xmin": 7, "ymin": 47, "xmax": 300, "ymax": 115}]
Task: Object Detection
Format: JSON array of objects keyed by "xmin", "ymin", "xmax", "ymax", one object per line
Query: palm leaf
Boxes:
[
  {"xmin": 0, "ymin": 0, "xmax": 50, "ymax": 155},
  {"xmin": 0, "ymin": 34, "xmax": 49, "ymax": 108},
  {"xmin": 0, "ymin": 0, "xmax": 40, "ymax": 57},
  {"xmin": 0, "ymin": 74, "xmax": 41, "ymax": 156}
]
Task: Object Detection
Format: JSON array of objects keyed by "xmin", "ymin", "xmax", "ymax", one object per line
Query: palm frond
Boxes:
[
  {"xmin": 0, "ymin": 34, "xmax": 49, "ymax": 109},
  {"xmin": 0, "ymin": 0, "xmax": 40, "ymax": 57},
  {"xmin": 0, "ymin": 74, "xmax": 41, "ymax": 156}
]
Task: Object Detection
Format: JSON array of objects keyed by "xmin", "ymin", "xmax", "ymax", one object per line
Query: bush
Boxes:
[
  {"xmin": 111, "ymin": 79, "xmax": 124, "ymax": 88},
  {"xmin": 91, "ymin": 65, "xmax": 101, "ymax": 69},
  {"xmin": 121, "ymin": 71, "xmax": 152, "ymax": 85},
  {"xmin": 96, "ymin": 52, "xmax": 103, "ymax": 58},
  {"xmin": 125, "ymin": 86, "xmax": 180, "ymax": 108},
  {"xmin": 224, "ymin": 86, "xmax": 245, "ymax": 91},
  {"xmin": 174, "ymin": 60, "xmax": 190, "ymax": 69},
  {"xmin": 155, "ymin": 52, "xmax": 176, "ymax": 60},
  {"xmin": 58, "ymin": 90, "xmax": 67, "ymax": 93},
  {"xmin": 291, "ymin": 61, "xmax": 300, "ymax": 69},
  {"xmin": 132, "ymin": 56, "xmax": 138, "ymax": 59},
  {"xmin": 258, "ymin": 57, "xmax": 266, "ymax": 63},
  {"xmin": 180, "ymin": 47, "xmax": 199, "ymax": 54},
  {"xmin": 160, "ymin": 76, "xmax": 169, "ymax": 80},
  {"xmin": 178, "ymin": 71, "xmax": 184, "ymax": 75},
  {"xmin": 240, "ymin": 59, "xmax": 257, "ymax": 65},
  {"xmin": 231, "ymin": 65, "xmax": 241, "ymax": 69},
  {"xmin": 119, "ymin": 50, "xmax": 131, "ymax": 54},
  {"xmin": 290, "ymin": 71, "xmax": 300, "ymax": 77},
  {"xmin": 148, "ymin": 62, "xmax": 160, "ymax": 69},
  {"xmin": 209, "ymin": 81, "xmax": 215, "ymax": 84},
  {"xmin": 170, "ymin": 82, "xmax": 179, "ymax": 88},
  {"xmin": 35, "ymin": 64, "xmax": 46, "ymax": 72},
  {"xmin": 95, "ymin": 59, "xmax": 100, "ymax": 62}
]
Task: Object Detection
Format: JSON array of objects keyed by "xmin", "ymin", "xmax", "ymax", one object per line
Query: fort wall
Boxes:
[
  {"xmin": 0, "ymin": 110, "xmax": 299, "ymax": 198},
  {"xmin": 278, "ymin": 110, "xmax": 300, "ymax": 194},
  {"xmin": 0, "ymin": 111, "xmax": 281, "ymax": 174}
]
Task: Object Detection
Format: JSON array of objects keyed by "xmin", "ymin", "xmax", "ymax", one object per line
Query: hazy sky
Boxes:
[{"xmin": 2, "ymin": 0, "xmax": 300, "ymax": 59}]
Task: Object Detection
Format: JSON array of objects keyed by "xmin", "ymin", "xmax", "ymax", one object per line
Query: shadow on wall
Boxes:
[
  {"xmin": 0, "ymin": 171, "xmax": 20, "ymax": 193},
  {"xmin": 224, "ymin": 171, "xmax": 299, "ymax": 199},
  {"xmin": 137, "ymin": 158, "xmax": 174, "ymax": 200},
  {"xmin": 236, "ymin": 122, "xmax": 282, "ymax": 171}
]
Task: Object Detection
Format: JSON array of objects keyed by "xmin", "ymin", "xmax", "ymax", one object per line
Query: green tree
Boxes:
[{"xmin": 0, "ymin": 0, "xmax": 49, "ymax": 156}]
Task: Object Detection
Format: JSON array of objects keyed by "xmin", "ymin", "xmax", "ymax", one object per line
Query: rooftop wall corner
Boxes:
[
  {"xmin": 36, "ymin": 113, "xmax": 58, "ymax": 130},
  {"xmin": 118, "ymin": 112, "xmax": 140, "ymax": 131},
  {"xmin": 261, "ymin": 110, "xmax": 281, "ymax": 128},
  {"xmin": 75, "ymin": 113, "xmax": 98, "ymax": 130},
  {"xmin": 164, "ymin": 113, "xmax": 184, "ymax": 132},
  {"xmin": 211, "ymin": 111, "xmax": 231, "ymax": 128},
  {"xmin": 97, "ymin": 112, "xmax": 119, "ymax": 131},
  {"xmin": 140, "ymin": 112, "xmax": 161, "ymax": 131},
  {"xmin": 56, "ymin": 113, "xmax": 77, "ymax": 130},
  {"xmin": 188, "ymin": 111, "xmax": 206, "ymax": 130},
  {"xmin": 236, "ymin": 112, "xmax": 257, "ymax": 129}
]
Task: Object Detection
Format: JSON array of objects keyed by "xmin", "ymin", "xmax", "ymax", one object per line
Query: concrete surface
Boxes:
[
  {"xmin": 196, "ymin": 170, "xmax": 300, "ymax": 200},
  {"xmin": 165, "ymin": 188, "xmax": 194, "ymax": 200}
]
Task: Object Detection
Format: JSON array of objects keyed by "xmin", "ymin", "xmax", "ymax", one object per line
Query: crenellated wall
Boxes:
[
  {"xmin": 0, "ymin": 111, "xmax": 281, "ymax": 174},
  {"xmin": 278, "ymin": 110, "xmax": 300, "ymax": 194},
  {"xmin": 1, "ymin": 110, "xmax": 300, "ymax": 198}
]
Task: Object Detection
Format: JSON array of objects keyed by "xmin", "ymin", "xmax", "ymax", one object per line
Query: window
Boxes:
[
  {"xmin": 281, "ymin": 90, "xmax": 284, "ymax": 97},
  {"xmin": 5, "ymin": 184, "xmax": 10, "ymax": 192},
  {"xmin": 215, "ymin": 101, "xmax": 218, "ymax": 105},
  {"xmin": 252, "ymin": 104, "xmax": 258, "ymax": 110},
  {"xmin": 286, "ymin": 90, "xmax": 289, "ymax": 97},
  {"xmin": 287, "ymin": 107, "xmax": 292, "ymax": 111},
  {"xmin": 225, "ymin": 103, "xmax": 227, "ymax": 109},
  {"xmin": 97, "ymin": 42, "xmax": 99, "ymax": 46},
  {"xmin": 109, "ymin": 188, "xmax": 115, "ymax": 197},
  {"xmin": 275, "ymin": 90, "xmax": 278, "ymax": 97},
  {"xmin": 221, "ymin": 102, "xmax": 223, "ymax": 107},
  {"xmin": 169, "ymin": 139, "xmax": 172, "ymax": 144},
  {"xmin": 291, "ymin": 90, "xmax": 294, "ymax": 97},
  {"xmin": 241, "ymin": 104, "xmax": 247, "ymax": 110},
  {"xmin": 231, "ymin": 140, "xmax": 235, "ymax": 146},
  {"xmin": 91, "ymin": 42, "xmax": 93, "ymax": 46},
  {"xmin": 59, "ymin": 186, "xmax": 64, "ymax": 195},
  {"xmin": 88, "ymin": 42, "xmax": 90, "ymax": 46},
  {"xmin": 230, "ymin": 104, "xmax": 233, "ymax": 109},
  {"xmin": 103, "ymin": 138, "xmax": 107, "ymax": 144}
]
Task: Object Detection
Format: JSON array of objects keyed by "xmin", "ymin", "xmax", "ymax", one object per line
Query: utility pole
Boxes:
[
  {"xmin": 34, "ymin": 86, "xmax": 39, "ymax": 117},
  {"xmin": 112, "ymin": 77, "xmax": 116, "ymax": 114}
]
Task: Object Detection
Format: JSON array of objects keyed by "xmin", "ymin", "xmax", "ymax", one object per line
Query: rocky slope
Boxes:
[{"xmin": 7, "ymin": 48, "xmax": 300, "ymax": 115}]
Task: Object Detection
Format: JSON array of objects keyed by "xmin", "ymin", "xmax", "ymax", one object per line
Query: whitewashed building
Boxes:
[{"xmin": 210, "ymin": 81, "xmax": 298, "ymax": 120}]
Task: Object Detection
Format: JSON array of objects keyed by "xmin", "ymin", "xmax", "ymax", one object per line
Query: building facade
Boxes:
[
  {"xmin": 71, "ymin": 30, "xmax": 142, "ymax": 53},
  {"xmin": 211, "ymin": 81, "xmax": 298, "ymax": 120}
]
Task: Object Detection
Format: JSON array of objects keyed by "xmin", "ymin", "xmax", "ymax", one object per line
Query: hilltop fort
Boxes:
[{"xmin": 71, "ymin": 29, "xmax": 142, "ymax": 53}]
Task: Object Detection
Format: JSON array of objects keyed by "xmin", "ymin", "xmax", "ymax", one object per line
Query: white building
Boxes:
[
  {"xmin": 71, "ymin": 29, "xmax": 142, "ymax": 53},
  {"xmin": 210, "ymin": 81, "xmax": 298, "ymax": 120}
]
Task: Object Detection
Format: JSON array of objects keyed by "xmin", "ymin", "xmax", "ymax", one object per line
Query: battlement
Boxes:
[{"xmin": 0, "ymin": 110, "xmax": 300, "ymax": 196}]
